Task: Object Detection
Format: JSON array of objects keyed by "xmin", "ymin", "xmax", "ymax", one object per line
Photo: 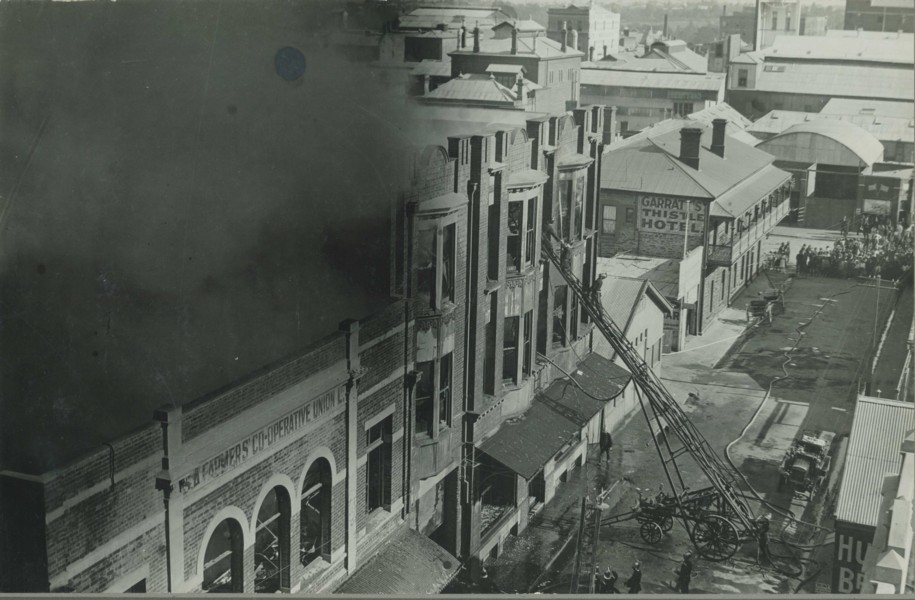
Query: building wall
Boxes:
[
  {"xmin": 597, "ymin": 190, "xmax": 708, "ymax": 259},
  {"xmin": 834, "ymin": 520, "xmax": 876, "ymax": 593},
  {"xmin": 582, "ymin": 84, "xmax": 722, "ymax": 135},
  {"xmin": 756, "ymin": 0, "xmax": 802, "ymax": 49},
  {"xmin": 593, "ymin": 292, "xmax": 666, "ymax": 373},
  {"xmin": 845, "ymin": 0, "xmax": 915, "ymax": 32}
]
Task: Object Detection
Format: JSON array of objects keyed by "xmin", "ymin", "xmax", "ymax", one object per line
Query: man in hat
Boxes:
[
  {"xmin": 675, "ymin": 551, "xmax": 693, "ymax": 593},
  {"xmin": 589, "ymin": 273, "xmax": 607, "ymax": 308},
  {"xmin": 625, "ymin": 561, "xmax": 642, "ymax": 594},
  {"xmin": 602, "ymin": 566, "xmax": 619, "ymax": 594}
]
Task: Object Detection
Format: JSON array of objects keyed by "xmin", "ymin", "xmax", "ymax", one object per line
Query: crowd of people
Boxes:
[{"xmin": 795, "ymin": 219, "xmax": 913, "ymax": 283}]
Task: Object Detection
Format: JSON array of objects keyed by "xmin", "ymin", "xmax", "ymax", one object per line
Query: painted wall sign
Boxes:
[
  {"xmin": 832, "ymin": 526, "xmax": 873, "ymax": 593},
  {"xmin": 637, "ymin": 196, "xmax": 706, "ymax": 234},
  {"xmin": 178, "ymin": 384, "xmax": 346, "ymax": 492}
]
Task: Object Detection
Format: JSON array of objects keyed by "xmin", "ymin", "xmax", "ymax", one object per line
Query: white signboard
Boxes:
[{"xmin": 637, "ymin": 196, "xmax": 705, "ymax": 235}]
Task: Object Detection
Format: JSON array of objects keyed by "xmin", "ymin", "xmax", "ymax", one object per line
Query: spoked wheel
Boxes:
[
  {"xmin": 689, "ymin": 515, "xmax": 740, "ymax": 561},
  {"xmin": 640, "ymin": 521, "xmax": 664, "ymax": 545},
  {"xmin": 658, "ymin": 514, "xmax": 674, "ymax": 532}
]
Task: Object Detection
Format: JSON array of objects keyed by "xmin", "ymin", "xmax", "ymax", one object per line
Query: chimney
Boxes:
[
  {"xmin": 711, "ymin": 118, "xmax": 727, "ymax": 158},
  {"xmin": 533, "ymin": 31, "xmax": 538, "ymax": 52},
  {"xmin": 589, "ymin": 46, "xmax": 595, "ymax": 61},
  {"xmin": 623, "ymin": 26, "xmax": 630, "ymax": 37},
  {"xmin": 473, "ymin": 24, "xmax": 480, "ymax": 52},
  {"xmin": 679, "ymin": 127, "xmax": 702, "ymax": 170},
  {"xmin": 570, "ymin": 28, "xmax": 579, "ymax": 51},
  {"xmin": 562, "ymin": 21, "xmax": 568, "ymax": 52},
  {"xmin": 516, "ymin": 74, "xmax": 527, "ymax": 103},
  {"xmin": 423, "ymin": 74, "xmax": 431, "ymax": 95},
  {"xmin": 663, "ymin": 13, "xmax": 669, "ymax": 38},
  {"xmin": 460, "ymin": 22, "xmax": 467, "ymax": 49},
  {"xmin": 511, "ymin": 23, "xmax": 518, "ymax": 55}
]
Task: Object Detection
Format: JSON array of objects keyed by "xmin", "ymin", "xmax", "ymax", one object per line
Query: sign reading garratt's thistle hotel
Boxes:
[
  {"xmin": 637, "ymin": 196, "xmax": 706, "ymax": 234},
  {"xmin": 178, "ymin": 384, "xmax": 346, "ymax": 492}
]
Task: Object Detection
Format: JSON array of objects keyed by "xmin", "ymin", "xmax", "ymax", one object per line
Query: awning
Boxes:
[
  {"xmin": 711, "ymin": 165, "xmax": 791, "ymax": 219},
  {"xmin": 479, "ymin": 353, "xmax": 631, "ymax": 479},
  {"xmin": 336, "ymin": 527, "xmax": 460, "ymax": 594},
  {"xmin": 507, "ymin": 168, "xmax": 549, "ymax": 188}
]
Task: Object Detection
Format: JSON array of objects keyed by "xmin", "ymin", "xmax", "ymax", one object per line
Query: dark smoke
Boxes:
[{"xmin": 0, "ymin": 0, "xmax": 419, "ymax": 473}]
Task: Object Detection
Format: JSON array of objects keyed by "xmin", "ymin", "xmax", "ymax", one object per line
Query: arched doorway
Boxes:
[
  {"xmin": 202, "ymin": 518, "xmax": 244, "ymax": 593},
  {"xmin": 254, "ymin": 487, "xmax": 291, "ymax": 593},
  {"xmin": 300, "ymin": 458, "xmax": 332, "ymax": 567}
]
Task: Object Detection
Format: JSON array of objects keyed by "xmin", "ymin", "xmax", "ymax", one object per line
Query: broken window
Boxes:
[{"xmin": 301, "ymin": 459, "xmax": 332, "ymax": 567}]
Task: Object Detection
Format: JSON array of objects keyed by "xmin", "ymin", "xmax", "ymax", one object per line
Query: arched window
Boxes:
[
  {"xmin": 301, "ymin": 459, "xmax": 332, "ymax": 567},
  {"xmin": 254, "ymin": 487, "xmax": 291, "ymax": 593},
  {"xmin": 202, "ymin": 519, "xmax": 244, "ymax": 593}
]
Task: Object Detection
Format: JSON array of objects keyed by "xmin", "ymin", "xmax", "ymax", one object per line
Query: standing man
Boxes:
[
  {"xmin": 590, "ymin": 273, "xmax": 607, "ymax": 308},
  {"xmin": 841, "ymin": 216, "xmax": 848, "ymax": 238},
  {"xmin": 796, "ymin": 247, "xmax": 806, "ymax": 277},
  {"xmin": 675, "ymin": 552, "xmax": 693, "ymax": 593},
  {"xmin": 602, "ymin": 566, "xmax": 619, "ymax": 594},
  {"xmin": 625, "ymin": 561, "xmax": 642, "ymax": 594},
  {"xmin": 600, "ymin": 428, "xmax": 614, "ymax": 462}
]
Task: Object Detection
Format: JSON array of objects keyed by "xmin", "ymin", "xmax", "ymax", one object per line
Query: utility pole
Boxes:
[{"xmin": 570, "ymin": 497, "xmax": 588, "ymax": 593}]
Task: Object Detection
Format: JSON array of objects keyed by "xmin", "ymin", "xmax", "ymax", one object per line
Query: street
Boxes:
[{"xmin": 466, "ymin": 227, "xmax": 903, "ymax": 595}]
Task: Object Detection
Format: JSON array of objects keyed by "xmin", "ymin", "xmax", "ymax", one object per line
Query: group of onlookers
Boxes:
[{"xmin": 795, "ymin": 218, "xmax": 913, "ymax": 283}]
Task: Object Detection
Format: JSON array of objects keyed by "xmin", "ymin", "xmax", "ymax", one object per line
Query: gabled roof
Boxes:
[
  {"xmin": 687, "ymin": 103, "xmax": 759, "ymax": 146},
  {"xmin": 601, "ymin": 118, "xmax": 779, "ymax": 199},
  {"xmin": 731, "ymin": 51, "xmax": 763, "ymax": 64},
  {"xmin": 600, "ymin": 277, "xmax": 674, "ymax": 335},
  {"xmin": 836, "ymin": 396, "xmax": 914, "ymax": 527},
  {"xmin": 710, "ymin": 165, "xmax": 791, "ymax": 219},
  {"xmin": 492, "ymin": 19, "xmax": 546, "ymax": 33},
  {"xmin": 424, "ymin": 74, "xmax": 518, "ymax": 103}
]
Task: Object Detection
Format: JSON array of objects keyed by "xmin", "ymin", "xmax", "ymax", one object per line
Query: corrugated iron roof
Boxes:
[
  {"xmin": 711, "ymin": 165, "xmax": 790, "ymax": 218},
  {"xmin": 748, "ymin": 109, "xmax": 915, "ymax": 143},
  {"xmin": 425, "ymin": 75, "xmax": 517, "ymax": 103},
  {"xmin": 596, "ymin": 255, "xmax": 683, "ymax": 299},
  {"xmin": 479, "ymin": 353, "xmax": 630, "ymax": 479},
  {"xmin": 451, "ymin": 34, "xmax": 584, "ymax": 59},
  {"xmin": 822, "ymin": 98, "xmax": 914, "ymax": 119},
  {"xmin": 601, "ymin": 277, "xmax": 646, "ymax": 333},
  {"xmin": 492, "ymin": 19, "xmax": 546, "ymax": 32},
  {"xmin": 770, "ymin": 119, "xmax": 885, "ymax": 165},
  {"xmin": 581, "ymin": 68, "xmax": 724, "ymax": 91},
  {"xmin": 764, "ymin": 30, "xmax": 914, "ymax": 65},
  {"xmin": 751, "ymin": 62, "xmax": 913, "ymax": 103},
  {"xmin": 836, "ymin": 396, "xmax": 914, "ymax": 528},
  {"xmin": 336, "ymin": 527, "xmax": 459, "ymax": 594},
  {"xmin": 412, "ymin": 59, "xmax": 452, "ymax": 77}
]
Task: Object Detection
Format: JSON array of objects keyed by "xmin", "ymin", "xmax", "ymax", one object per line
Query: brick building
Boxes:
[
  {"xmin": 547, "ymin": 3, "xmax": 622, "ymax": 61},
  {"xmin": 597, "ymin": 118, "xmax": 792, "ymax": 335},
  {"xmin": 845, "ymin": 0, "xmax": 915, "ymax": 32}
]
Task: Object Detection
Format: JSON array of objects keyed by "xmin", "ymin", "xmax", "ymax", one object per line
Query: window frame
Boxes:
[{"xmin": 602, "ymin": 205, "xmax": 617, "ymax": 233}]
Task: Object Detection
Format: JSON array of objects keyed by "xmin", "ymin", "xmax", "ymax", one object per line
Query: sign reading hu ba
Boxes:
[{"xmin": 638, "ymin": 196, "xmax": 706, "ymax": 235}]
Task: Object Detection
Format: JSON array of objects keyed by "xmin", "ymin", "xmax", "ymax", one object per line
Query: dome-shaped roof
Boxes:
[{"xmin": 760, "ymin": 118, "xmax": 884, "ymax": 167}]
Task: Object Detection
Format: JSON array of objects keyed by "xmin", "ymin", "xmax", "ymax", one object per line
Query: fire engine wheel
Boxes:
[
  {"xmin": 658, "ymin": 514, "xmax": 674, "ymax": 532},
  {"xmin": 690, "ymin": 515, "xmax": 740, "ymax": 561},
  {"xmin": 640, "ymin": 521, "xmax": 664, "ymax": 545}
]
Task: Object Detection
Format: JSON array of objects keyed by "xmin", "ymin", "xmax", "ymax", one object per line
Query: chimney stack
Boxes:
[
  {"xmin": 663, "ymin": 13, "xmax": 669, "ymax": 38},
  {"xmin": 570, "ymin": 28, "xmax": 579, "ymax": 51},
  {"xmin": 562, "ymin": 21, "xmax": 568, "ymax": 52},
  {"xmin": 711, "ymin": 118, "xmax": 727, "ymax": 158},
  {"xmin": 473, "ymin": 23, "xmax": 480, "ymax": 52},
  {"xmin": 679, "ymin": 127, "xmax": 702, "ymax": 170},
  {"xmin": 589, "ymin": 46, "xmax": 595, "ymax": 61},
  {"xmin": 516, "ymin": 75, "xmax": 527, "ymax": 103},
  {"xmin": 460, "ymin": 22, "xmax": 467, "ymax": 49},
  {"xmin": 511, "ymin": 23, "xmax": 518, "ymax": 54}
]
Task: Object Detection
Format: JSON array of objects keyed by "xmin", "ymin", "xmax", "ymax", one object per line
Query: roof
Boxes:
[
  {"xmin": 425, "ymin": 74, "xmax": 518, "ymax": 103},
  {"xmin": 760, "ymin": 119, "xmax": 885, "ymax": 167},
  {"xmin": 479, "ymin": 353, "xmax": 630, "ymax": 479},
  {"xmin": 398, "ymin": 6, "xmax": 509, "ymax": 30},
  {"xmin": 647, "ymin": 41, "xmax": 708, "ymax": 73},
  {"xmin": 600, "ymin": 277, "xmax": 674, "ymax": 334},
  {"xmin": 749, "ymin": 62, "xmax": 914, "ymax": 102},
  {"xmin": 688, "ymin": 103, "xmax": 759, "ymax": 146},
  {"xmin": 407, "ymin": 103, "xmax": 552, "ymax": 147},
  {"xmin": 748, "ymin": 110, "xmax": 915, "ymax": 144},
  {"xmin": 486, "ymin": 63, "xmax": 525, "ymax": 74},
  {"xmin": 413, "ymin": 59, "xmax": 452, "ymax": 77},
  {"xmin": 710, "ymin": 165, "xmax": 791, "ymax": 219},
  {"xmin": 451, "ymin": 34, "xmax": 584, "ymax": 59},
  {"xmin": 492, "ymin": 19, "xmax": 546, "ymax": 33},
  {"xmin": 336, "ymin": 527, "xmax": 459, "ymax": 594},
  {"xmin": 596, "ymin": 255, "xmax": 683, "ymax": 299},
  {"xmin": 508, "ymin": 168, "xmax": 550, "ymax": 187},
  {"xmin": 731, "ymin": 51, "xmax": 763, "ymax": 64},
  {"xmin": 763, "ymin": 30, "xmax": 914, "ymax": 65},
  {"xmin": 581, "ymin": 69, "xmax": 724, "ymax": 91},
  {"xmin": 822, "ymin": 98, "xmax": 915, "ymax": 120},
  {"xmin": 835, "ymin": 396, "xmax": 914, "ymax": 528},
  {"xmin": 601, "ymin": 118, "xmax": 778, "ymax": 199}
]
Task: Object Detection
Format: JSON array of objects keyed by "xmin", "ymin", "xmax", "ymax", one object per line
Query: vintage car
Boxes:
[{"xmin": 778, "ymin": 431, "xmax": 834, "ymax": 498}]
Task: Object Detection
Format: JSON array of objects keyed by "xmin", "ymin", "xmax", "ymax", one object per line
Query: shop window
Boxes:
[
  {"xmin": 301, "ymin": 459, "xmax": 332, "ymax": 567},
  {"xmin": 367, "ymin": 416, "xmax": 393, "ymax": 513},
  {"xmin": 553, "ymin": 285, "xmax": 568, "ymax": 346},
  {"xmin": 602, "ymin": 205, "xmax": 616, "ymax": 233},
  {"xmin": 202, "ymin": 519, "xmax": 244, "ymax": 593},
  {"xmin": 416, "ymin": 360, "xmax": 435, "ymax": 437},
  {"xmin": 507, "ymin": 200, "xmax": 523, "ymax": 272},
  {"xmin": 439, "ymin": 352, "xmax": 452, "ymax": 428},
  {"xmin": 255, "ymin": 487, "xmax": 291, "ymax": 593},
  {"xmin": 523, "ymin": 310, "xmax": 533, "ymax": 376},
  {"xmin": 503, "ymin": 316, "xmax": 519, "ymax": 383}
]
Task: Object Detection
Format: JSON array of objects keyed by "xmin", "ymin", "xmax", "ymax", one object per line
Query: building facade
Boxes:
[
  {"xmin": 845, "ymin": 0, "xmax": 915, "ymax": 32},
  {"xmin": 597, "ymin": 119, "xmax": 792, "ymax": 335},
  {"xmin": 547, "ymin": 3, "xmax": 622, "ymax": 61}
]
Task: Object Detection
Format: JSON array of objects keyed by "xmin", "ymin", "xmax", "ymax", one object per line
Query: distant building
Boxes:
[
  {"xmin": 598, "ymin": 118, "xmax": 792, "ymax": 336},
  {"xmin": 396, "ymin": 5, "xmax": 512, "ymax": 33},
  {"xmin": 581, "ymin": 69, "xmax": 725, "ymax": 136},
  {"xmin": 845, "ymin": 0, "xmax": 915, "ymax": 33},
  {"xmin": 747, "ymin": 99, "xmax": 915, "ymax": 163},
  {"xmin": 799, "ymin": 15, "xmax": 828, "ymax": 35},
  {"xmin": 720, "ymin": 6, "xmax": 757, "ymax": 46},
  {"xmin": 721, "ymin": 0, "xmax": 810, "ymax": 50},
  {"xmin": 594, "ymin": 275, "xmax": 674, "ymax": 360},
  {"xmin": 547, "ymin": 3, "xmax": 622, "ymax": 61},
  {"xmin": 833, "ymin": 395, "xmax": 914, "ymax": 594},
  {"xmin": 726, "ymin": 30, "xmax": 915, "ymax": 119},
  {"xmin": 755, "ymin": 118, "xmax": 913, "ymax": 227},
  {"xmin": 449, "ymin": 24, "xmax": 584, "ymax": 113},
  {"xmin": 707, "ymin": 34, "xmax": 744, "ymax": 73}
]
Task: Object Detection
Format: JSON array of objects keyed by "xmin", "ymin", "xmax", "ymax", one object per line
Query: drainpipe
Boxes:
[{"xmin": 402, "ymin": 202, "xmax": 417, "ymax": 518}]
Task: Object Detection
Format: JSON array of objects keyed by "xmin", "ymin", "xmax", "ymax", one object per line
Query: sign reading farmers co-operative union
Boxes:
[
  {"xmin": 638, "ymin": 196, "xmax": 706, "ymax": 234},
  {"xmin": 178, "ymin": 384, "xmax": 346, "ymax": 492}
]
